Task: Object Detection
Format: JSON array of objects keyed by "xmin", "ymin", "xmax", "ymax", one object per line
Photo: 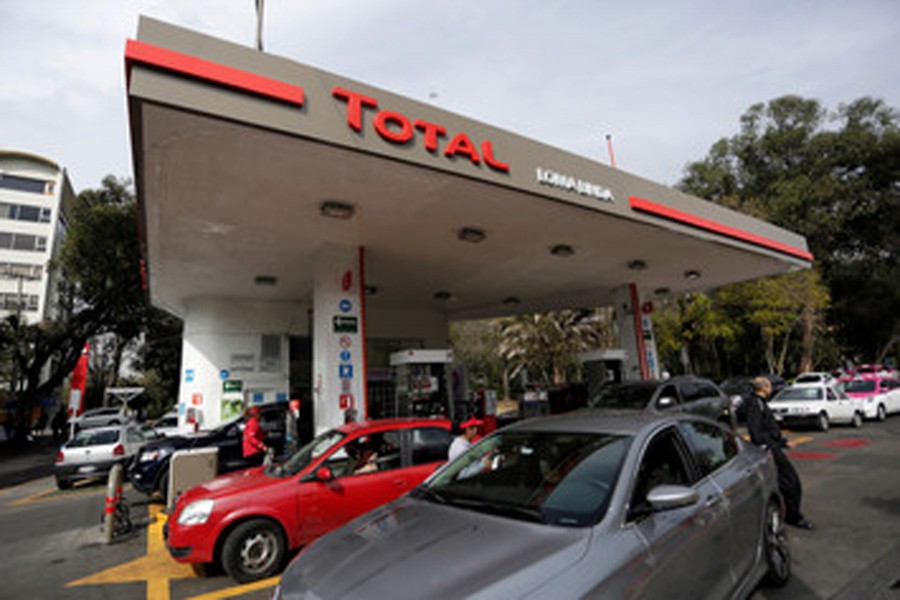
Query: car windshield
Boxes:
[
  {"xmin": 272, "ymin": 429, "xmax": 347, "ymax": 476},
  {"xmin": 775, "ymin": 387, "xmax": 824, "ymax": 401},
  {"xmin": 415, "ymin": 430, "xmax": 630, "ymax": 527},
  {"xmin": 795, "ymin": 375, "xmax": 822, "ymax": 383},
  {"xmin": 843, "ymin": 380, "xmax": 877, "ymax": 393},
  {"xmin": 589, "ymin": 383, "xmax": 656, "ymax": 409},
  {"xmin": 68, "ymin": 429, "xmax": 120, "ymax": 447}
]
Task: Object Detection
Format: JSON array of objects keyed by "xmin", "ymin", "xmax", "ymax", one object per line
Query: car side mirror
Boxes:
[
  {"xmin": 646, "ymin": 484, "xmax": 699, "ymax": 511},
  {"xmin": 314, "ymin": 466, "xmax": 334, "ymax": 482},
  {"xmin": 657, "ymin": 396, "xmax": 676, "ymax": 409}
]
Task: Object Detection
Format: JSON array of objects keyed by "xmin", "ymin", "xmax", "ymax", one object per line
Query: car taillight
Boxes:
[
  {"xmin": 113, "ymin": 444, "xmax": 125, "ymax": 457},
  {"xmin": 55, "ymin": 451, "xmax": 64, "ymax": 464}
]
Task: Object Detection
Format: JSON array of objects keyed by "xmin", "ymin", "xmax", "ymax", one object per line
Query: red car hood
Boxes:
[{"xmin": 178, "ymin": 466, "xmax": 279, "ymax": 504}]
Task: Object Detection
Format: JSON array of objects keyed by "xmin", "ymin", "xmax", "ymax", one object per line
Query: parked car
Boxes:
[
  {"xmin": 768, "ymin": 382, "xmax": 864, "ymax": 431},
  {"xmin": 274, "ymin": 411, "xmax": 790, "ymax": 599},
  {"xmin": 719, "ymin": 377, "xmax": 756, "ymax": 423},
  {"xmin": 131, "ymin": 403, "xmax": 287, "ymax": 501},
  {"xmin": 166, "ymin": 417, "xmax": 453, "ymax": 582},
  {"xmin": 840, "ymin": 377, "xmax": 900, "ymax": 421},
  {"xmin": 855, "ymin": 364, "xmax": 898, "ymax": 379},
  {"xmin": 792, "ymin": 372, "xmax": 835, "ymax": 386},
  {"xmin": 589, "ymin": 376, "xmax": 733, "ymax": 426},
  {"xmin": 71, "ymin": 406, "xmax": 134, "ymax": 430},
  {"xmin": 151, "ymin": 410, "xmax": 195, "ymax": 437},
  {"xmin": 55, "ymin": 423, "xmax": 152, "ymax": 489}
]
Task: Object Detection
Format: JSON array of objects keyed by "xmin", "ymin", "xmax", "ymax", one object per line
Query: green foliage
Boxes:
[{"xmin": 678, "ymin": 95, "xmax": 898, "ymax": 368}]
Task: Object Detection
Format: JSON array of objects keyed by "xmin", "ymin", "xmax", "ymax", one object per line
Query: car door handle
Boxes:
[{"xmin": 704, "ymin": 495, "xmax": 723, "ymax": 509}]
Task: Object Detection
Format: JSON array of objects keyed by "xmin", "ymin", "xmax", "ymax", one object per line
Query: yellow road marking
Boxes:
[
  {"xmin": 67, "ymin": 504, "xmax": 195, "ymax": 600},
  {"xmin": 185, "ymin": 577, "xmax": 278, "ymax": 600}
]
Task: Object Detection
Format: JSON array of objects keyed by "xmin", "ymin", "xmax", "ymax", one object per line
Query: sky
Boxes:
[{"xmin": 1, "ymin": 0, "xmax": 898, "ymax": 192}]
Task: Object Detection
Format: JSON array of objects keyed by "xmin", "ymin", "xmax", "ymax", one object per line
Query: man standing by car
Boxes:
[
  {"xmin": 746, "ymin": 376, "xmax": 813, "ymax": 530},
  {"xmin": 242, "ymin": 406, "xmax": 269, "ymax": 467}
]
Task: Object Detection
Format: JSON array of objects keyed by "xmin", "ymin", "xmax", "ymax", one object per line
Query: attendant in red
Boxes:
[{"xmin": 242, "ymin": 406, "xmax": 268, "ymax": 466}]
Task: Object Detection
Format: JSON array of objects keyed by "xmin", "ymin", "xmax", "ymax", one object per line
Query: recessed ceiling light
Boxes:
[
  {"xmin": 320, "ymin": 200, "xmax": 355, "ymax": 219},
  {"xmin": 550, "ymin": 244, "xmax": 575, "ymax": 257},
  {"xmin": 458, "ymin": 227, "xmax": 486, "ymax": 243},
  {"xmin": 502, "ymin": 296, "xmax": 521, "ymax": 305},
  {"xmin": 654, "ymin": 287, "xmax": 671, "ymax": 295},
  {"xmin": 364, "ymin": 285, "xmax": 378, "ymax": 296},
  {"xmin": 254, "ymin": 275, "xmax": 277, "ymax": 286},
  {"xmin": 433, "ymin": 290, "xmax": 453, "ymax": 301},
  {"xmin": 684, "ymin": 269, "xmax": 702, "ymax": 280},
  {"xmin": 628, "ymin": 259, "xmax": 648, "ymax": 271}
]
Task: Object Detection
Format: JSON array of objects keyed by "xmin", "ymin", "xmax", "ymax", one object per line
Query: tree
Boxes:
[
  {"xmin": 1, "ymin": 176, "xmax": 152, "ymax": 441},
  {"xmin": 679, "ymin": 96, "xmax": 899, "ymax": 367}
]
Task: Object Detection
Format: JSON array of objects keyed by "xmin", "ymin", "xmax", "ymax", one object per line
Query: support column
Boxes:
[
  {"xmin": 312, "ymin": 244, "xmax": 367, "ymax": 434},
  {"xmin": 612, "ymin": 284, "xmax": 660, "ymax": 381}
]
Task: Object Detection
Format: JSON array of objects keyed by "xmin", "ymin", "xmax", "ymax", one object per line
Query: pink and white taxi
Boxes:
[{"xmin": 840, "ymin": 377, "xmax": 900, "ymax": 421}]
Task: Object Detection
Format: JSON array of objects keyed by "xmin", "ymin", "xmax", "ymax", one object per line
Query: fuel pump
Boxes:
[{"xmin": 389, "ymin": 350, "xmax": 455, "ymax": 421}]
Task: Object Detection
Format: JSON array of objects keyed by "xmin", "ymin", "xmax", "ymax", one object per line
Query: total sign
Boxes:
[{"xmin": 313, "ymin": 245, "xmax": 366, "ymax": 433}]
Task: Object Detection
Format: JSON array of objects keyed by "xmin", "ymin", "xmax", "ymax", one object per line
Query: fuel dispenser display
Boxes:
[{"xmin": 389, "ymin": 350, "xmax": 455, "ymax": 421}]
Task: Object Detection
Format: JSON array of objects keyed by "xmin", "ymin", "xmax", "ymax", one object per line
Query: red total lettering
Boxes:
[
  {"xmin": 444, "ymin": 132, "xmax": 480, "ymax": 165},
  {"xmin": 332, "ymin": 87, "xmax": 378, "ymax": 132},
  {"xmin": 481, "ymin": 140, "xmax": 510, "ymax": 173},
  {"xmin": 374, "ymin": 110, "xmax": 414, "ymax": 144},
  {"xmin": 414, "ymin": 119, "xmax": 447, "ymax": 153}
]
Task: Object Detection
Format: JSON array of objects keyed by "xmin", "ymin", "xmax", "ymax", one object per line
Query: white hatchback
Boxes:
[
  {"xmin": 54, "ymin": 424, "xmax": 150, "ymax": 489},
  {"xmin": 768, "ymin": 383, "xmax": 864, "ymax": 431}
]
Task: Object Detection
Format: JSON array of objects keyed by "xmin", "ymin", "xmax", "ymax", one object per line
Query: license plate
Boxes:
[{"xmin": 77, "ymin": 465, "xmax": 97, "ymax": 474}]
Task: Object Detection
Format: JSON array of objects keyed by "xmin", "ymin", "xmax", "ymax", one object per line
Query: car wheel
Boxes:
[
  {"xmin": 876, "ymin": 404, "xmax": 886, "ymax": 422},
  {"xmin": 851, "ymin": 412, "xmax": 862, "ymax": 428},
  {"xmin": 56, "ymin": 478, "xmax": 72, "ymax": 490},
  {"xmin": 817, "ymin": 412, "xmax": 829, "ymax": 432},
  {"xmin": 762, "ymin": 500, "xmax": 791, "ymax": 587},
  {"xmin": 221, "ymin": 519, "xmax": 286, "ymax": 583},
  {"xmin": 157, "ymin": 469, "xmax": 169, "ymax": 504}
]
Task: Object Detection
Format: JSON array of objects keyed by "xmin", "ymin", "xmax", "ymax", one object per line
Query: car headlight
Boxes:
[
  {"xmin": 177, "ymin": 499, "xmax": 214, "ymax": 525},
  {"xmin": 139, "ymin": 448, "xmax": 171, "ymax": 462}
]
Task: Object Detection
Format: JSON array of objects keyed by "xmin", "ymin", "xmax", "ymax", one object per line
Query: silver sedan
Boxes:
[{"xmin": 275, "ymin": 411, "xmax": 790, "ymax": 599}]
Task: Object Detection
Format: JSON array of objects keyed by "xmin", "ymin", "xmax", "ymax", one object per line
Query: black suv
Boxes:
[
  {"xmin": 130, "ymin": 404, "xmax": 287, "ymax": 501},
  {"xmin": 589, "ymin": 376, "xmax": 734, "ymax": 427}
]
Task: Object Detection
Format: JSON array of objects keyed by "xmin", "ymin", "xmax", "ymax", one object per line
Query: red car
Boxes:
[{"xmin": 166, "ymin": 417, "xmax": 452, "ymax": 582}]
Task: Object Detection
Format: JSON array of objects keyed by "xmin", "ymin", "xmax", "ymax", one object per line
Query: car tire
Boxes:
[
  {"xmin": 817, "ymin": 412, "xmax": 829, "ymax": 432},
  {"xmin": 56, "ymin": 478, "xmax": 72, "ymax": 490},
  {"xmin": 762, "ymin": 500, "xmax": 791, "ymax": 587},
  {"xmin": 851, "ymin": 412, "xmax": 863, "ymax": 428},
  {"xmin": 221, "ymin": 519, "xmax": 286, "ymax": 583},
  {"xmin": 157, "ymin": 469, "xmax": 169, "ymax": 504},
  {"xmin": 876, "ymin": 404, "xmax": 886, "ymax": 422}
]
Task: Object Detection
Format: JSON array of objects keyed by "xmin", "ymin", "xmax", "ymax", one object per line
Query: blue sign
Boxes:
[
  {"xmin": 185, "ymin": 369, "xmax": 195, "ymax": 383},
  {"xmin": 219, "ymin": 369, "xmax": 230, "ymax": 381},
  {"xmin": 339, "ymin": 299, "xmax": 353, "ymax": 313},
  {"xmin": 339, "ymin": 364, "xmax": 354, "ymax": 379},
  {"xmin": 340, "ymin": 350, "xmax": 352, "ymax": 362},
  {"xmin": 253, "ymin": 392, "xmax": 264, "ymax": 403}
]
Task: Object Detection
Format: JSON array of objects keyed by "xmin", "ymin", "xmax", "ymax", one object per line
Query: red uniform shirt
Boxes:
[{"xmin": 242, "ymin": 416, "xmax": 266, "ymax": 458}]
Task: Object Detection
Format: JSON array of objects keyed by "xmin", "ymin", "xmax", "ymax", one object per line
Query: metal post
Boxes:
[{"xmin": 103, "ymin": 463, "xmax": 124, "ymax": 544}]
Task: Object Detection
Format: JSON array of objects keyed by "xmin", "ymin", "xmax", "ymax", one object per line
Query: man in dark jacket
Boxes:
[{"xmin": 745, "ymin": 376, "xmax": 813, "ymax": 530}]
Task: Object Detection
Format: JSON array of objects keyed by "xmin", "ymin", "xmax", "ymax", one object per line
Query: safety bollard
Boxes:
[{"xmin": 103, "ymin": 463, "xmax": 124, "ymax": 544}]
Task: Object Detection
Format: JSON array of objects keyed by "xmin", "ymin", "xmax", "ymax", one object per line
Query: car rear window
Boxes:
[
  {"xmin": 844, "ymin": 380, "xmax": 877, "ymax": 393},
  {"xmin": 68, "ymin": 429, "xmax": 120, "ymax": 447},
  {"xmin": 775, "ymin": 387, "xmax": 824, "ymax": 401},
  {"xmin": 590, "ymin": 383, "xmax": 656, "ymax": 409}
]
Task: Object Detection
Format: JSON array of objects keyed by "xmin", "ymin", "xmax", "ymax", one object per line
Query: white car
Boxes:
[
  {"xmin": 54, "ymin": 424, "xmax": 151, "ymax": 489},
  {"xmin": 71, "ymin": 406, "xmax": 134, "ymax": 430},
  {"xmin": 792, "ymin": 372, "xmax": 835, "ymax": 386},
  {"xmin": 151, "ymin": 411, "xmax": 195, "ymax": 437},
  {"xmin": 768, "ymin": 383, "xmax": 864, "ymax": 431}
]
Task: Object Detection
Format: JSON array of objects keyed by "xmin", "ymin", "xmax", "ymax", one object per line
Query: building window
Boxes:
[
  {"xmin": 0, "ymin": 293, "xmax": 39, "ymax": 312},
  {"xmin": 0, "ymin": 174, "xmax": 49, "ymax": 195},
  {"xmin": 0, "ymin": 202, "xmax": 53, "ymax": 223},
  {"xmin": 260, "ymin": 334, "xmax": 282, "ymax": 372},
  {"xmin": 0, "ymin": 231, "xmax": 48, "ymax": 252},
  {"xmin": 0, "ymin": 262, "xmax": 42, "ymax": 280}
]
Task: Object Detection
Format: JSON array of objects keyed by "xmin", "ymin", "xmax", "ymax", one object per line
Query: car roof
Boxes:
[{"xmin": 500, "ymin": 409, "xmax": 696, "ymax": 437}]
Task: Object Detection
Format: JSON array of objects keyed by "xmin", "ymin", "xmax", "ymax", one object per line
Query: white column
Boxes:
[{"xmin": 312, "ymin": 244, "xmax": 367, "ymax": 434}]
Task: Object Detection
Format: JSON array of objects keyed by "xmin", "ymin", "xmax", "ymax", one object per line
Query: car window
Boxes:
[
  {"xmin": 844, "ymin": 380, "xmax": 876, "ymax": 393},
  {"xmin": 589, "ymin": 383, "xmax": 657, "ymax": 409},
  {"xmin": 827, "ymin": 387, "xmax": 837, "ymax": 400},
  {"xmin": 679, "ymin": 421, "xmax": 737, "ymax": 477},
  {"xmin": 126, "ymin": 428, "xmax": 145, "ymax": 443},
  {"xmin": 409, "ymin": 426, "xmax": 452, "ymax": 465},
  {"xmin": 775, "ymin": 387, "xmax": 823, "ymax": 401},
  {"xmin": 655, "ymin": 384, "xmax": 679, "ymax": 408},
  {"xmin": 421, "ymin": 431, "xmax": 629, "ymax": 528},
  {"xmin": 325, "ymin": 432, "xmax": 401, "ymax": 477},
  {"xmin": 68, "ymin": 429, "xmax": 120, "ymax": 447},
  {"xmin": 628, "ymin": 427, "xmax": 692, "ymax": 520}
]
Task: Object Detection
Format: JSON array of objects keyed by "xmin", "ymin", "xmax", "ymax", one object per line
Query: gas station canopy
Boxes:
[{"xmin": 126, "ymin": 17, "xmax": 811, "ymax": 322}]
